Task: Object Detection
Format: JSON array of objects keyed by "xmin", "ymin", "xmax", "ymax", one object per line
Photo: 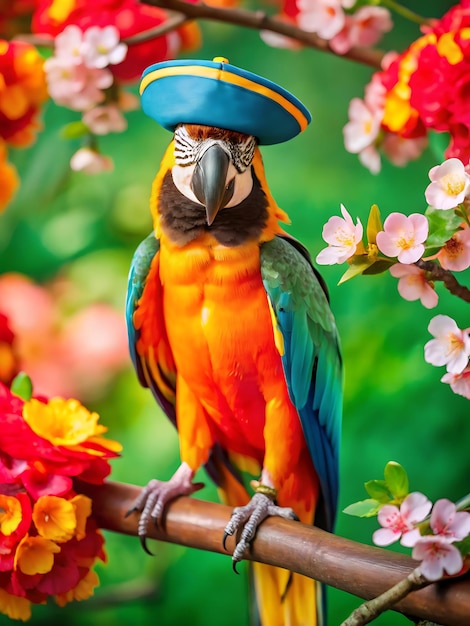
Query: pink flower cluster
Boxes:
[
  {"xmin": 373, "ymin": 494, "xmax": 470, "ymax": 581},
  {"xmin": 45, "ymin": 25, "xmax": 127, "ymax": 112},
  {"xmin": 266, "ymin": 0, "xmax": 392, "ymax": 56},
  {"xmin": 343, "ymin": 1, "xmax": 470, "ymax": 172},
  {"xmin": 0, "ymin": 273, "xmax": 129, "ymax": 401},
  {"xmin": 44, "ymin": 24, "xmax": 130, "ymax": 173},
  {"xmin": 425, "ymin": 315, "xmax": 470, "ymax": 399}
]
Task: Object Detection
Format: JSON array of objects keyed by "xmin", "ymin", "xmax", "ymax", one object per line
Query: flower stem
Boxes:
[
  {"xmin": 456, "ymin": 493, "xmax": 470, "ymax": 512},
  {"xmin": 457, "ymin": 204, "xmax": 470, "ymax": 228},
  {"xmin": 378, "ymin": 0, "xmax": 432, "ymax": 26},
  {"xmin": 415, "ymin": 260, "xmax": 470, "ymax": 303}
]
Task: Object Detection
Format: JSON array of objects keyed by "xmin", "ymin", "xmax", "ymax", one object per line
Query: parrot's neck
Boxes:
[{"xmin": 157, "ymin": 170, "xmax": 269, "ymax": 248}]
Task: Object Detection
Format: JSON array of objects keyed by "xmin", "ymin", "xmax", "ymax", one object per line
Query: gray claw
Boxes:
[{"xmin": 223, "ymin": 493, "xmax": 297, "ymax": 566}]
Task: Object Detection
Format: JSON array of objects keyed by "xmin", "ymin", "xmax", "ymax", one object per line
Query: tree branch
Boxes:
[
  {"xmin": 416, "ymin": 260, "xmax": 470, "ymax": 303},
  {"xmin": 140, "ymin": 0, "xmax": 385, "ymax": 69},
  {"xmin": 79, "ymin": 480, "xmax": 470, "ymax": 626},
  {"xmin": 340, "ymin": 568, "xmax": 431, "ymax": 626}
]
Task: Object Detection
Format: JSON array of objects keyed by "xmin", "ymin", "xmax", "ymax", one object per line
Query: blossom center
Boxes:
[
  {"xmin": 396, "ymin": 235, "xmax": 414, "ymax": 250},
  {"xmin": 444, "ymin": 235, "xmax": 463, "ymax": 259},
  {"xmin": 447, "ymin": 332, "xmax": 465, "ymax": 356},
  {"xmin": 442, "ymin": 172, "xmax": 465, "ymax": 196},
  {"xmin": 335, "ymin": 226, "xmax": 355, "ymax": 247}
]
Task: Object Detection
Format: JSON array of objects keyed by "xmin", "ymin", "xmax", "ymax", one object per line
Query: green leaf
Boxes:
[
  {"xmin": 366, "ymin": 204, "xmax": 383, "ymax": 245},
  {"xmin": 60, "ymin": 121, "xmax": 89, "ymax": 140},
  {"xmin": 384, "ymin": 461, "xmax": 409, "ymax": 500},
  {"xmin": 362, "ymin": 258, "xmax": 395, "ymax": 275},
  {"xmin": 343, "ymin": 499, "xmax": 381, "ymax": 518},
  {"xmin": 365, "ymin": 479, "xmax": 392, "ymax": 503},
  {"xmin": 338, "ymin": 256, "xmax": 374, "ymax": 284},
  {"xmin": 425, "ymin": 205, "xmax": 462, "ymax": 249},
  {"xmin": 11, "ymin": 372, "xmax": 33, "ymax": 401},
  {"xmin": 455, "ymin": 535, "xmax": 470, "ymax": 556}
]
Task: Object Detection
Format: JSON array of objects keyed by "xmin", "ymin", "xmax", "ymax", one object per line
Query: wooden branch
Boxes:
[
  {"xmin": 79, "ymin": 480, "xmax": 470, "ymax": 626},
  {"xmin": 140, "ymin": 0, "xmax": 385, "ymax": 69},
  {"xmin": 416, "ymin": 260, "xmax": 470, "ymax": 303}
]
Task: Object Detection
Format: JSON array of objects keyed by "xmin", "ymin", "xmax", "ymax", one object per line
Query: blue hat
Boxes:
[{"xmin": 140, "ymin": 57, "xmax": 311, "ymax": 145}]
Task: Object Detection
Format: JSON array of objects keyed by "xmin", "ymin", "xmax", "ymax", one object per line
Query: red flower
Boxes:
[
  {"xmin": 0, "ymin": 313, "xmax": 18, "ymax": 385},
  {"xmin": 32, "ymin": 0, "xmax": 200, "ymax": 82},
  {"xmin": 0, "ymin": 381, "xmax": 118, "ymax": 619}
]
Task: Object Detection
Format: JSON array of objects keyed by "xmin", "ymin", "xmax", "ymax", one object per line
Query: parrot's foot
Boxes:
[
  {"xmin": 223, "ymin": 492, "xmax": 297, "ymax": 572},
  {"xmin": 126, "ymin": 462, "xmax": 203, "ymax": 555}
]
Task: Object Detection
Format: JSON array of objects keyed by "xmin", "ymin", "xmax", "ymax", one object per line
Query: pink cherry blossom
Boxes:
[
  {"xmin": 437, "ymin": 226, "xmax": 470, "ymax": 271},
  {"xmin": 364, "ymin": 73, "xmax": 387, "ymax": 111},
  {"xmin": 316, "ymin": 204, "xmax": 363, "ymax": 265},
  {"xmin": 424, "ymin": 315, "xmax": 470, "ymax": 374},
  {"xmin": 330, "ymin": 6, "xmax": 392, "ymax": 55},
  {"xmin": 373, "ymin": 492, "xmax": 432, "ymax": 548},
  {"xmin": 425, "ymin": 158, "xmax": 470, "ymax": 210},
  {"xmin": 441, "ymin": 366, "xmax": 470, "ymax": 399},
  {"xmin": 70, "ymin": 148, "xmax": 113, "ymax": 174},
  {"xmin": 82, "ymin": 26, "xmax": 128, "ymax": 69},
  {"xmin": 82, "ymin": 105, "xmax": 127, "ymax": 135},
  {"xmin": 358, "ymin": 144, "xmax": 381, "ymax": 174},
  {"xmin": 53, "ymin": 24, "xmax": 85, "ymax": 65},
  {"xmin": 381, "ymin": 133, "xmax": 428, "ymax": 167},
  {"xmin": 45, "ymin": 57, "xmax": 113, "ymax": 111},
  {"xmin": 376, "ymin": 213, "xmax": 428, "ymax": 263},
  {"xmin": 297, "ymin": 0, "xmax": 345, "ymax": 40},
  {"xmin": 412, "ymin": 536, "xmax": 464, "ymax": 581},
  {"xmin": 430, "ymin": 499, "xmax": 470, "ymax": 541},
  {"xmin": 389, "ymin": 264, "xmax": 438, "ymax": 309},
  {"xmin": 343, "ymin": 98, "xmax": 381, "ymax": 154}
]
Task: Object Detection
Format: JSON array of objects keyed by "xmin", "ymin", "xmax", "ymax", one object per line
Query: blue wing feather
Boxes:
[
  {"xmin": 260, "ymin": 235, "xmax": 342, "ymax": 531},
  {"xmin": 125, "ymin": 231, "xmax": 160, "ymax": 388}
]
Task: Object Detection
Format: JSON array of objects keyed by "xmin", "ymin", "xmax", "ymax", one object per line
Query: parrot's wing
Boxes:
[
  {"xmin": 260, "ymin": 235, "xmax": 342, "ymax": 531},
  {"xmin": 126, "ymin": 232, "xmax": 177, "ymax": 424}
]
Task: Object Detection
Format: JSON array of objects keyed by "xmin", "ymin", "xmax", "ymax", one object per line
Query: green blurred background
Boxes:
[{"xmin": 1, "ymin": 1, "xmax": 468, "ymax": 624}]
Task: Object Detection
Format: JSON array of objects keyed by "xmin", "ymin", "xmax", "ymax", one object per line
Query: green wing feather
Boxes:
[{"xmin": 261, "ymin": 236, "xmax": 342, "ymax": 531}]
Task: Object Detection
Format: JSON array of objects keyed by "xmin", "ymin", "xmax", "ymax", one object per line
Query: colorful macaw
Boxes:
[{"xmin": 126, "ymin": 58, "xmax": 342, "ymax": 626}]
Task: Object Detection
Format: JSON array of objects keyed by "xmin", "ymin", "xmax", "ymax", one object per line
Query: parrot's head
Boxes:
[
  {"xmin": 152, "ymin": 122, "xmax": 290, "ymax": 247},
  {"xmin": 171, "ymin": 123, "xmax": 256, "ymax": 227},
  {"xmin": 140, "ymin": 57, "xmax": 312, "ymax": 245}
]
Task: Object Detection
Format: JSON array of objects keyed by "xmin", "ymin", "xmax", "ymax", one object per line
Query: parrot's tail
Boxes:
[
  {"xmin": 252, "ymin": 563, "xmax": 323, "ymax": 626},
  {"xmin": 211, "ymin": 452, "xmax": 324, "ymax": 626}
]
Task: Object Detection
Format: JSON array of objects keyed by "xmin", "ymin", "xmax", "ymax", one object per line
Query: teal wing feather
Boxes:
[
  {"xmin": 126, "ymin": 231, "xmax": 160, "ymax": 384},
  {"xmin": 260, "ymin": 235, "xmax": 342, "ymax": 532},
  {"xmin": 125, "ymin": 231, "xmax": 179, "ymax": 424}
]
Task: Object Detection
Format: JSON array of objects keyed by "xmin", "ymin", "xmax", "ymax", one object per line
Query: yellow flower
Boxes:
[
  {"xmin": 70, "ymin": 494, "xmax": 92, "ymax": 541},
  {"xmin": 14, "ymin": 535, "xmax": 60, "ymax": 575},
  {"xmin": 0, "ymin": 494, "xmax": 22, "ymax": 536},
  {"xmin": 54, "ymin": 570, "xmax": 100, "ymax": 607},
  {"xmin": 22, "ymin": 397, "xmax": 122, "ymax": 454},
  {"xmin": 0, "ymin": 589, "xmax": 31, "ymax": 622},
  {"xmin": 32, "ymin": 496, "xmax": 77, "ymax": 543}
]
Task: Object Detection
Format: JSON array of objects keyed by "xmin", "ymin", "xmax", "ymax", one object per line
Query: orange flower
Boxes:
[
  {"xmin": 0, "ymin": 141, "xmax": 19, "ymax": 212},
  {"xmin": 0, "ymin": 40, "xmax": 48, "ymax": 148},
  {"xmin": 14, "ymin": 535, "xmax": 60, "ymax": 575},
  {"xmin": 22, "ymin": 397, "xmax": 122, "ymax": 455},
  {"xmin": 32, "ymin": 496, "xmax": 78, "ymax": 543},
  {"xmin": 0, "ymin": 589, "xmax": 31, "ymax": 622},
  {"xmin": 0, "ymin": 495, "xmax": 22, "ymax": 536}
]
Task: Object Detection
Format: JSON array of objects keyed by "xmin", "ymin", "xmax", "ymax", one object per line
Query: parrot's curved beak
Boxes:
[{"xmin": 190, "ymin": 144, "xmax": 234, "ymax": 226}]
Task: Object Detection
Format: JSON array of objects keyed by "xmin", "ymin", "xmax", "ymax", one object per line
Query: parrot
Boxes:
[{"xmin": 126, "ymin": 58, "xmax": 342, "ymax": 626}]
